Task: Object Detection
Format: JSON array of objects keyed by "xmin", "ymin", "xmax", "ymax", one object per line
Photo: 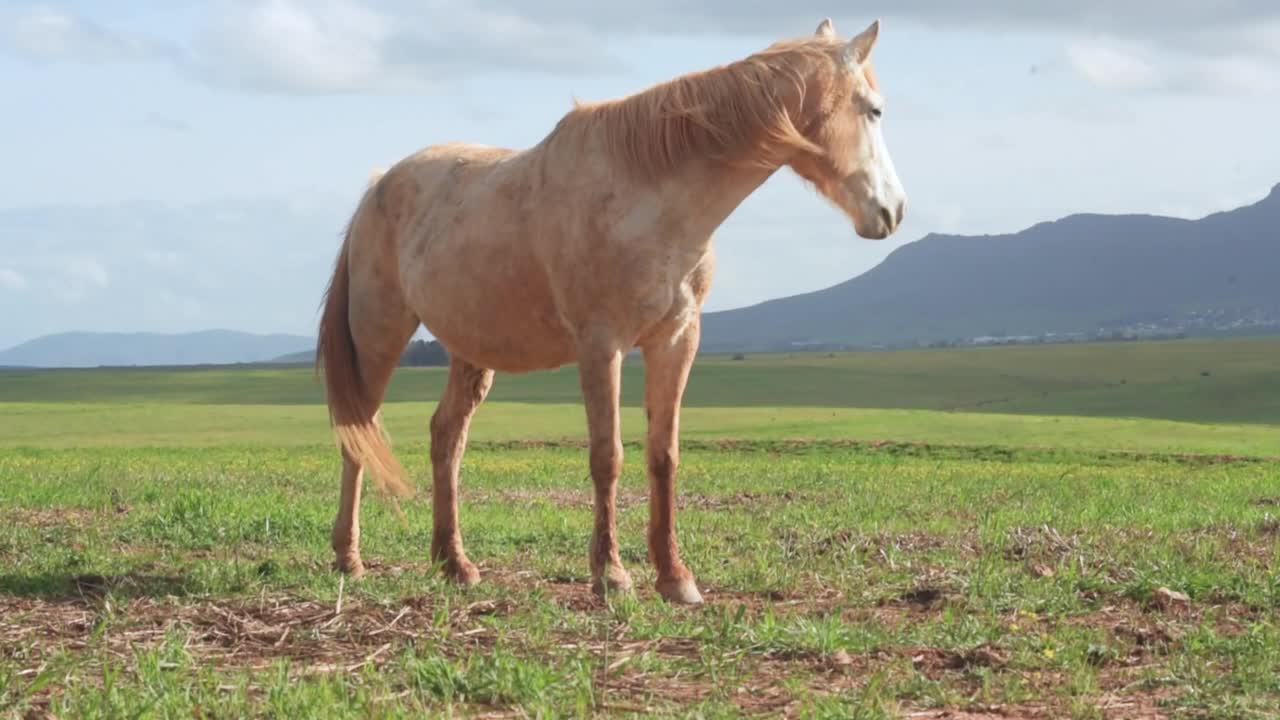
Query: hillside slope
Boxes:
[
  {"xmin": 0, "ymin": 330, "xmax": 314, "ymax": 368},
  {"xmin": 702, "ymin": 184, "xmax": 1280, "ymax": 350}
]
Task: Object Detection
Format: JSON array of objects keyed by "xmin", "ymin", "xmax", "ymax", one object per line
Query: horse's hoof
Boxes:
[
  {"xmin": 656, "ymin": 576, "xmax": 704, "ymax": 605},
  {"xmin": 444, "ymin": 559, "xmax": 482, "ymax": 587},
  {"xmin": 591, "ymin": 566, "xmax": 634, "ymax": 598},
  {"xmin": 333, "ymin": 557, "xmax": 366, "ymax": 580}
]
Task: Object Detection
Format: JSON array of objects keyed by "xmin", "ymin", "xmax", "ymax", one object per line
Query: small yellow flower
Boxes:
[
  {"xmin": 1042, "ymin": 648, "xmax": 1056, "ymax": 660},
  {"xmin": 1010, "ymin": 623, "xmax": 1021, "ymax": 632}
]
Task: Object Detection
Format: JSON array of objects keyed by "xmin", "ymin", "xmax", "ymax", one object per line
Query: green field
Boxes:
[
  {"xmin": 2, "ymin": 338, "xmax": 1279, "ymax": 717},
  {"xmin": 3, "ymin": 336, "xmax": 1279, "ymax": 456},
  {"xmin": 4, "ymin": 336, "xmax": 1279, "ymax": 421}
]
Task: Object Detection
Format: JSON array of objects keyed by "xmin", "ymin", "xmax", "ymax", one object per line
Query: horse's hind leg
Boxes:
[
  {"xmin": 429, "ymin": 358, "xmax": 494, "ymax": 585},
  {"xmin": 334, "ymin": 448, "xmax": 374, "ymax": 577},
  {"xmin": 330, "ymin": 348, "xmax": 415, "ymax": 576},
  {"xmin": 329, "ymin": 287, "xmax": 417, "ymax": 578}
]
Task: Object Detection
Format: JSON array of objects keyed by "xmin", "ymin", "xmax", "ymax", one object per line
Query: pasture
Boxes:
[{"xmin": 2, "ymin": 338, "xmax": 1279, "ymax": 718}]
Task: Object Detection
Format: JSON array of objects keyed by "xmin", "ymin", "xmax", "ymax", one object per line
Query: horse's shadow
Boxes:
[{"xmin": 0, "ymin": 572, "xmax": 191, "ymax": 602}]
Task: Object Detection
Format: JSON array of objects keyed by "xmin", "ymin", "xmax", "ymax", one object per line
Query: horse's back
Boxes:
[{"xmin": 370, "ymin": 142, "xmax": 575, "ymax": 371}]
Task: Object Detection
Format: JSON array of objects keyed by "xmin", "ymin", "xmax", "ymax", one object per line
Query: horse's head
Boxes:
[{"xmin": 788, "ymin": 19, "xmax": 907, "ymax": 240}]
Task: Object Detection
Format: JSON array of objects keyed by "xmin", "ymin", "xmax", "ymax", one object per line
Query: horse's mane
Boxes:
[{"xmin": 545, "ymin": 37, "xmax": 853, "ymax": 180}]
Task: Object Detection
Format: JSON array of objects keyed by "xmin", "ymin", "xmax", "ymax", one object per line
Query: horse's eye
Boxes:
[{"xmin": 870, "ymin": 107, "xmax": 883, "ymax": 119}]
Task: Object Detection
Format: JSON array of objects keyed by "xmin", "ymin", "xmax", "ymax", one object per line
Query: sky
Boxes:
[{"xmin": 1, "ymin": 1, "xmax": 1279, "ymax": 349}]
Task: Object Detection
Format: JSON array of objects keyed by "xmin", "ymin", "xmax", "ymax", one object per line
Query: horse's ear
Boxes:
[
  {"xmin": 844, "ymin": 19, "xmax": 880, "ymax": 65},
  {"xmin": 815, "ymin": 18, "xmax": 835, "ymax": 39}
]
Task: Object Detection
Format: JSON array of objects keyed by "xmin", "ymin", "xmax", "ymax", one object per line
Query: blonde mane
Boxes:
[{"xmin": 546, "ymin": 37, "xmax": 857, "ymax": 180}]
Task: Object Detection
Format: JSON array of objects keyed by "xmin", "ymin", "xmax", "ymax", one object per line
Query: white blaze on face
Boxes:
[
  {"xmin": 839, "ymin": 19, "xmax": 908, "ymax": 238},
  {"xmin": 861, "ymin": 97, "xmax": 906, "ymax": 231}
]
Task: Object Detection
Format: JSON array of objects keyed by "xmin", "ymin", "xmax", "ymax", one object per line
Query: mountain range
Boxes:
[
  {"xmin": 3, "ymin": 184, "xmax": 1277, "ymax": 367},
  {"xmin": 0, "ymin": 330, "xmax": 313, "ymax": 369},
  {"xmin": 700, "ymin": 183, "xmax": 1280, "ymax": 351}
]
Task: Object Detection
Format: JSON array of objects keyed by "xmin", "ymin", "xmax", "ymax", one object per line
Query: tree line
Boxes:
[{"xmin": 400, "ymin": 339, "xmax": 449, "ymax": 367}]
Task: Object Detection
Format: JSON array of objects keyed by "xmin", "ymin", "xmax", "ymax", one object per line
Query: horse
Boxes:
[{"xmin": 315, "ymin": 17, "xmax": 907, "ymax": 605}]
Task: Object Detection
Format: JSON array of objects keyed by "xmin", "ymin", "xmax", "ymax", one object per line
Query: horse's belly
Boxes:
[{"xmin": 414, "ymin": 270, "xmax": 576, "ymax": 374}]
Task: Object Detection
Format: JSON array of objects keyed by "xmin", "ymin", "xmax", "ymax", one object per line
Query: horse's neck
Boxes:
[
  {"xmin": 660, "ymin": 160, "xmax": 779, "ymax": 246},
  {"xmin": 642, "ymin": 63, "xmax": 813, "ymax": 243}
]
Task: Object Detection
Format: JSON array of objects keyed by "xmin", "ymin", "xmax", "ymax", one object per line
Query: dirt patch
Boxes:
[
  {"xmin": 1002, "ymin": 525, "xmax": 1082, "ymax": 564},
  {"xmin": 1258, "ymin": 514, "xmax": 1280, "ymax": 537},
  {"xmin": 10, "ymin": 507, "xmax": 109, "ymax": 530},
  {"xmin": 471, "ymin": 487, "xmax": 795, "ymax": 512},
  {"xmin": 702, "ymin": 585, "xmax": 850, "ymax": 618},
  {"xmin": 901, "ymin": 688, "xmax": 1173, "ymax": 720},
  {"xmin": 1166, "ymin": 522, "xmax": 1279, "ymax": 571},
  {"xmin": 685, "ymin": 489, "xmax": 801, "ymax": 511},
  {"xmin": 897, "ymin": 586, "xmax": 947, "ymax": 609},
  {"xmin": 909, "ymin": 644, "xmax": 1008, "ymax": 677},
  {"xmin": 471, "ymin": 487, "xmax": 646, "ymax": 511},
  {"xmin": 468, "ymin": 438, "xmax": 1278, "ymax": 467},
  {"xmin": 1033, "ymin": 597, "xmax": 1263, "ymax": 665},
  {"xmin": 72, "ymin": 572, "xmax": 187, "ymax": 597},
  {"xmin": 1, "ymin": 585, "xmax": 512, "ymax": 675},
  {"xmin": 814, "ymin": 528, "xmax": 961, "ymax": 559},
  {"xmin": 901, "ymin": 709, "xmax": 1050, "ymax": 720},
  {"xmin": 530, "ymin": 574, "xmax": 612, "ymax": 612},
  {"xmin": 0, "ymin": 570, "xmax": 1244, "ymax": 717},
  {"xmin": 597, "ymin": 641, "xmax": 879, "ymax": 718}
]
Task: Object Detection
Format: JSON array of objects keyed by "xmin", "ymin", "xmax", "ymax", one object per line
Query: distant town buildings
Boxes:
[{"xmin": 781, "ymin": 305, "xmax": 1280, "ymax": 352}]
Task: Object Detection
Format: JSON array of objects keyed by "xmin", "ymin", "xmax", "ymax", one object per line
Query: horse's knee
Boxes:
[
  {"xmin": 648, "ymin": 447, "xmax": 678, "ymax": 481},
  {"xmin": 589, "ymin": 438, "xmax": 622, "ymax": 483}
]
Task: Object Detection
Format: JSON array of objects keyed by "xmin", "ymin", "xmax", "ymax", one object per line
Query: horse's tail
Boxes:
[{"xmin": 315, "ymin": 174, "xmax": 413, "ymax": 498}]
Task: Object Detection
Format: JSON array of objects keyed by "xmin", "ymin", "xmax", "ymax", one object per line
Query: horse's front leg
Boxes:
[
  {"xmin": 578, "ymin": 340, "xmax": 634, "ymax": 597},
  {"xmin": 642, "ymin": 324, "xmax": 703, "ymax": 604}
]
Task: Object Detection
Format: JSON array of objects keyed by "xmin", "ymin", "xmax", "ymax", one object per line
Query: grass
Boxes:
[
  {"xmin": 2, "ymin": 335, "xmax": 1278, "ymax": 423},
  {"xmin": 2, "ymin": 445, "xmax": 1279, "ymax": 717},
  {"xmin": 2, "ymin": 337, "xmax": 1279, "ymax": 717},
  {"xmin": 3, "ymin": 337, "xmax": 1279, "ymax": 458},
  {"xmin": 3, "ymin": 401, "xmax": 1277, "ymax": 459}
]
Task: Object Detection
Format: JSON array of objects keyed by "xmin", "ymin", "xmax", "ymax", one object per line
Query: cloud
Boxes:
[
  {"xmin": 148, "ymin": 289, "xmax": 205, "ymax": 321},
  {"xmin": 470, "ymin": 1, "xmax": 1279, "ymax": 41},
  {"xmin": 1065, "ymin": 37, "xmax": 1280, "ymax": 95},
  {"xmin": 470, "ymin": 1, "xmax": 1280, "ymax": 96},
  {"xmin": 0, "ymin": 4, "xmax": 179, "ymax": 64},
  {"xmin": 69, "ymin": 258, "xmax": 108, "ymax": 287},
  {"xmin": 195, "ymin": 1, "xmax": 1274, "ymax": 98},
  {"xmin": 47, "ymin": 256, "xmax": 109, "ymax": 304},
  {"xmin": 1, "ymin": 1, "xmax": 621, "ymax": 95},
  {"xmin": 1066, "ymin": 41, "xmax": 1162, "ymax": 92},
  {"xmin": 190, "ymin": 0, "xmax": 622, "ymax": 94},
  {"xmin": 0, "ymin": 268, "xmax": 28, "ymax": 291},
  {"xmin": 7, "ymin": 2, "xmax": 1275, "ymax": 96},
  {"xmin": 193, "ymin": 0, "xmax": 411, "ymax": 93}
]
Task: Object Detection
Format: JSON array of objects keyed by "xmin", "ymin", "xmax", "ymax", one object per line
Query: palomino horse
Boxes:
[{"xmin": 316, "ymin": 18, "xmax": 907, "ymax": 604}]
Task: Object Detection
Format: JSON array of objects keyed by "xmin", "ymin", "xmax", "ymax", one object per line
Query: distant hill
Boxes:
[
  {"xmin": 272, "ymin": 349, "xmax": 314, "ymax": 365},
  {"xmin": 702, "ymin": 184, "xmax": 1280, "ymax": 351},
  {"xmin": 0, "ymin": 330, "xmax": 315, "ymax": 368}
]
